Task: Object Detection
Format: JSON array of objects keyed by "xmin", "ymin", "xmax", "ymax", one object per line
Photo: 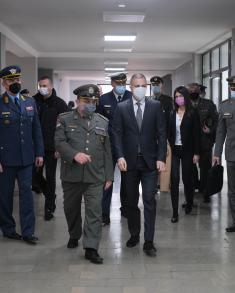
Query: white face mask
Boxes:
[
  {"xmin": 39, "ymin": 87, "xmax": 50, "ymax": 96},
  {"xmin": 133, "ymin": 86, "xmax": 146, "ymax": 101}
]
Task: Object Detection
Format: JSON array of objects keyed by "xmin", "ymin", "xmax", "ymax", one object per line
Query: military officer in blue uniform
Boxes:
[
  {"xmin": 96, "ymin": 73, "xmax": 132, "ymax": 224},
  {"xmin": 0, "ymin": 65, "xmax": 44, "ymax": 245}
]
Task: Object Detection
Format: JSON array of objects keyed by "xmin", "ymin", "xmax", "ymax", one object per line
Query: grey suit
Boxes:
[{"xmin": 214, "ymin": 98, "xmax": 235, "ymax": 225}]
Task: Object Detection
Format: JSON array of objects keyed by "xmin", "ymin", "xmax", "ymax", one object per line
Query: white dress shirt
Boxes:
[{"xmin": 175, "ymin": 113, "xmax": 182, "ymax": 146}]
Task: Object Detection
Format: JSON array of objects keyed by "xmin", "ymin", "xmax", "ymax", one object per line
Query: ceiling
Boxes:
[{"xmin": 0, "ymin": 0, "xmax": 235, "ymax": 81}]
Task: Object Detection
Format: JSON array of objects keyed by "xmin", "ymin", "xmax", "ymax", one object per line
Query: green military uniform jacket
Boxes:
[
  {"xmin": 214, "ymin": 98, "xmax": 235, "ymax": 162},
  {"xmin": 55, "ymin": 110, "xmax": 114, "ymax": 183}
]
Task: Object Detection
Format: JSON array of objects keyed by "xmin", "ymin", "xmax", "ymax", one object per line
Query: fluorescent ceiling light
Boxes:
[
  {"xmin": 105, "ymin": 67, "xmax": 125, "ymax": 71},
  {"xmin": 104, "ymin": 61, "xmax": 128, "ymax": 65},
  {"xmin": 104, "ymin": 35, "xmax": 136, "ymax": 41},
  {"xmin": 103, "ymin": 12, "xmax": 145, "ymax": 23},
  {"xmin": 104, "ymin": 48, "xmax": 132, "ymax": 52},
  {"xmin": 118, "ymin": 4, "xmax": 126, "ymax": 8}
]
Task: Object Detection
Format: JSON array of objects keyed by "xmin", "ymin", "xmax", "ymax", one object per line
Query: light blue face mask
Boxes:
[
  {"xmin": 115, "ymin": 85, "xmax": 126, "ymax": 95},
  {"xmin": 231, "ymin": 90, "xmax": 235, "ymax": 99},
  {"xmin": 83, "ymin": 103, "xmax": 96, "ymax": 115},
  {"xmin": 152, "ymin": 85, "xmax": 161, "ymax": 95}
]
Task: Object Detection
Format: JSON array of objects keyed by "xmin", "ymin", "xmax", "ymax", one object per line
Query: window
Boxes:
[
  {"xmin": 203, "ymin": 52, "xmax": 210, "ymax": 75},
  {"xmin": 212, "ymin": 48, "xmax": 219, "ymax": 71}
]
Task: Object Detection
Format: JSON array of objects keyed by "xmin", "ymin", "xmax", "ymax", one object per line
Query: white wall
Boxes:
[{"xmin": 172, "ymin": 60, "xmax": 194, "ymax": 92}]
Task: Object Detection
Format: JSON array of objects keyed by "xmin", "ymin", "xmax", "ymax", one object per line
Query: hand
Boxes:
[
  {"xmin": 203, "ymin": 125, "xmax": 210, "ymax": 134},
  {"xmin": 104, "ymin": 180, "xmax": 113, "ymax": 190},
  {"xmin": 54, "ymin": 151, "xmax": 60, "ymax": 159},
  {"xmin": 35, "ymin": 157, "xmax": 44, "ymax": 167},
  {"xmin": 117, "ymin": 158, "xmax": 127, "ymax": 171},
  {"xmin": 74, "ymin": 152, "xmax": 91, "ymax": 164},
  {"xmin": 213, "ymin": 156, "xmax": 220, "ymax": 165},
  {"xmin": 156, "ymin": 161, "xmax": 166, "ymax": 172},
  {"xmin": 0, "ymin": 163, "xmax": 3, "ymax": 173},
  {"xmin": 193, "ymin": 155, "xmax": 200, "ymax": 164}
]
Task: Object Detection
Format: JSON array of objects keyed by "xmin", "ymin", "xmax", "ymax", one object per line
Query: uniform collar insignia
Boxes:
[
  {"xmin": 20, "ymin": 95, "xmax": 25, "ymax": 101},
  {"xmin": 3, "ymin": 95, "xmax": 9, "ymax": 104}
]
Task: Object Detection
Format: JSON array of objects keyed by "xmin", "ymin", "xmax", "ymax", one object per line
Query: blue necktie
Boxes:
[{"xmin": 14, "ymin": 97, "xmax": 20, "ymax": 109}]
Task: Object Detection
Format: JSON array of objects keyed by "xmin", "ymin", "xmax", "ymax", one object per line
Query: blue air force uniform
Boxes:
[{"xmin": 0, "ymin": 66, "xmax": 44, "ymax": 238}]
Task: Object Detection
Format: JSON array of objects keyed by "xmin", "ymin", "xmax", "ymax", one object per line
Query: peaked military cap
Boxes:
[
  {"xmin": 0, "ymin": 65, "xmax": 22, "ymax": 79},
  {"xmin": 73, "ymin": 84, "xmax": 99, "ymax": 99},
  {"xmin": 227, "ymin": 76, "xmax": 235, "ymax": 85},
  {"xmin": 110, "ymin": 72, "xmax": 127, "ymax": 82},
  {"xmin": 150, "ymin": 76, "xmax": 163, "ymax": 85},
  {"xmin": 199, "ymin": 84, "xmax": 207, "ymax": 92}
]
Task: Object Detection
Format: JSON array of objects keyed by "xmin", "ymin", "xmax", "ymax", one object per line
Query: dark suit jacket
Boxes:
[
  {"xmin": 168, "ymin": 109, "xmax": 200, "ymax": 155},
  {"xmin": 112, "ymin": 98, "xmax": 167, "ymax": 170}
]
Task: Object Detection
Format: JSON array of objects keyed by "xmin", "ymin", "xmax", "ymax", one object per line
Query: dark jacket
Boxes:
[
  {"xmin": 0, "ymin": 93, "xmax": 44, "ymax": 166},
  {"xmin": 168, "ymin": 109, "xmax": 200, "ymax": 155},
  {"xmin": 33, "ymin": 89, "xmax": 68, "ymax": 152},
  {"xmin": 153, "ymin": 94, "xmax": 173, "ymax": 133},
  {"xmin": 112, "ymin": 98, "xmax": 167, "ymax": 170},
  {"xmin": 192, "ymin": 98, "xmax": 218, "ymax": 151}
]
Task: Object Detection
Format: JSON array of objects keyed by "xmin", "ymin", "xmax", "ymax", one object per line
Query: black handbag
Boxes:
[{"xmin": 204, "ymin": 164, "xmax": 224, "ymax": 197}]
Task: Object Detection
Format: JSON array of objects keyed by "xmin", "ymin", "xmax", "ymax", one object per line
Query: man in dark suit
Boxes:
[
  {"xmin": 0, "ymin": 65, "xmax": 44, "ymax": 245},
  {"xmin": 112, "ymin": 73, "xmax": 167, "ymax": 257},
  {"xmin": 96, "ymin": 73, "xmax": 132, "ymax": 225}
]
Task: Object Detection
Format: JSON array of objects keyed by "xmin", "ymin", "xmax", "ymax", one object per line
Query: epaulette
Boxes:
[
  {"xmin": 96, "ymin": 113, "xmax": 109, "ymax": 121},
  {"xmin": 59, "ymin": 111, "xmax": 70, "ymax": 117}
]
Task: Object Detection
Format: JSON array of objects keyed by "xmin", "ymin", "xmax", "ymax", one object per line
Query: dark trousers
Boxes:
[
  {"xmin": 193, "ymin": 149, "xmax": 212, "ymax": 193},
  {"xmin": 122, "ymin": 156, "xmax": 157, "ymax": 241},
  {"xmin": 0, "ymin": 165, "xmax": 35, "ymax": 236},
  {"xmin": 102, "ymin": 156, "xmax": 127, "ymax": 217},
  {"xmin": 227, "ymin": 161, "xmax": 235, "ymax": 225},
  {"xmin": 171, "ymin": 146, "xmax": 194, "ymax": 216},
  {"xmin": 33, "ymin": 151, "xmax": 57, "ymax": 211}
]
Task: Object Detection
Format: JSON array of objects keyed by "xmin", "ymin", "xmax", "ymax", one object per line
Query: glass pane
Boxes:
[
  {"xmin": 212, "ymin": 76, "xmax": 220, "ymax": 108},
  {"xmin": 203, "ymin": 77, "xmax": 211, "ymax": 99},
  {"xmin": 203, "ymin": 52, "xmax": 210, "ymax": 74},
  {"xmin": 222, "ymin": 70, "xmax": 229, "ymax": 101},
  {"xmin": 220, "ymin": 42, "xmax": 229, "ymax": 68},
  {"xmin": 212, "ymin": 48, "xmax": 219, "ymax": 71}
]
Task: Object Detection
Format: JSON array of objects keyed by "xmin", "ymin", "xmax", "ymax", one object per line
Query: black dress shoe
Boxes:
[
  {"xmin": 32, "ymin": 186, "xmax": 42, "ymax": 194},
  {"xmin": 182, "ymin": 202, "xmax": 186, "ymax": 208},
  {"xmin": 102, "ymin": 214, "xmax": 110, "ymax": 225},
  {"xmin": 226, "ymin": 226, "xmax": 235, "ymax": 233},
  {"xmin": 85, "ymin": 249, "xmax": 103, "ymax": 264},
  {"xmin": 22, "ymin": 236, "xmax": 38, "ymax": 245},
  {"xmin": 67, "ymin": 238, "xmax": 78, "ymax": 248},
  {"xmin": 126, "ymin": 236, "xmax": 140, "ymax": 248},
  {"xmin": 44, "ymin": 210, "xmax": 54, "ymax": 221},
  {"xmin": 203, "ymin": 196, "xmax": 211, "ymax": 203},
  {"xmin": 171, "ymin": 215, "xmax": 179, "ymax": 223},
  {"xmin": 143, "ymin": 241, "xmax": 157, "ymax": 257},
  {"xmin": 3, "ymin": 232, "xmax": 22, "ymax": 240},
  {"xmin": 185, "ymin": 205, "xmax": 192, "ymax": 214}
]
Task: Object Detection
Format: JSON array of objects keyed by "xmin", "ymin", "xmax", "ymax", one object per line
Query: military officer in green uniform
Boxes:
[
  {"xmin": 55, "ymin": 84, "xmax": 113, "ymax": 264},
  {"xmin": 213, "ymin": 76, "xmax": 235, "ymax": 233}
]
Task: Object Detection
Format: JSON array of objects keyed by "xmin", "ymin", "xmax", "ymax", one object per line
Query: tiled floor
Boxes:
[{"xmin": 0, "ymin": 167, "xmax": 235, "ymax": 293}]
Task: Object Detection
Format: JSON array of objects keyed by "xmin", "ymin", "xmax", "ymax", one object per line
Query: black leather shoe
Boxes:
[
  {"xmin": 44, "ymin": 210, "xmax": 54, "ymax": 221},
  {"xmin": 102, "ymin": 214, "xmax": 110, "ymax": 225},
  {"xmin": 67, "ymin": 238, "xmax": 78, "ymax": 248},
  {"xmin": 32, "ymin": 186, "xmax": 42, "ymax": 194},
  {"xmin": 85, "ymin": 249, "xmax": 103, "ymax": 264},
  {"xmin": 171, "ymin": 216, "xmax": 179, "ymax": 223},
  {"xmin": 182, "ymin": 202, "xmax": 186, "ymax": 208},
  {"xmin": 23, "ymin": 236, "xmax": 38, "ymax": 245},
  {"xmin": 126, "ymin": 236, "xmax": 140, "ymax": 248},
  {"xmin": 226, "ymin": 226, "xmax": 235, "ymax": 233},
  {"xmin": 143, "ymin": 241, "xmax": 157, "ymax": 257},
  {"xmin": 3, "ymin": 232, "xmax": 22, "ymax": 240},
  {"xmin": 203, "ymin": 196, "xmax": 211, "ymax": 203},
  {"xmin": 185, "ymin": 205, "xmax": 192, "ymax": 214}
]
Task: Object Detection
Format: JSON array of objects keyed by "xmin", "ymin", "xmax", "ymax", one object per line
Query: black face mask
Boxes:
[
  {"xmin": 9, "ymin": 82, "xmax": 21, "ymax": 94},
  {"xmin": 190, "ymin": 92, "xmax": 199, "ymax": 100}
]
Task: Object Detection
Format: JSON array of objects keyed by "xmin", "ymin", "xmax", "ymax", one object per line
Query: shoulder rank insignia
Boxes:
[
  {"xmin": 96, "ymin": 113, "xmax": 109, "ymax": 121},
  {"xmin": 20, "ymin": 95, "xmax": 26, "ymax": 101}
]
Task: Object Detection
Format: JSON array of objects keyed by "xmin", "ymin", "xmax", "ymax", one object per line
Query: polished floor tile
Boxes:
[{"xmin": 0, "ymin": 167, "xmax": 235, "ymax": 293}]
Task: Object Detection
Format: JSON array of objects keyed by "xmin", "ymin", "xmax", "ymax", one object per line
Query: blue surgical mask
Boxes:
[
  {"xmin": 115, "ymin": 85, "xmax": 126, "ymax": 95},
  {"xmin": 152, "ymin": 85, "xmax": 161, "ymax": 95},
  {"xmin": 83, "ymin": 104, "xmax": 96, "ymax": 115},
  {"xmin": 231, "ymin": 90, "xmax": 235, "ymax": 99}
]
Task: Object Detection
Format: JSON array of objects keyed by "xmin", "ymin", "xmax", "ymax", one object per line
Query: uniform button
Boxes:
[
  {"xmin": 85, "ymin": 147, "xmax": 89, "ymax": 151},
  {"xmin": 86, "ymin": 140, "xmax": 89, "ymax": 143},
  {"xmin": 87, "ymin": 133, "xmax": 90, "ymax": 136},
  {"xmin": 21, "ymin": 139, "xmax": 24, "ymax": 142},
  {"xmin": 21, "ymin": 131, "xmax": 24, "ymax": 134},
  {"xmin": 21, "ymin": 123, "xmax": 23, "ymax": 126}
]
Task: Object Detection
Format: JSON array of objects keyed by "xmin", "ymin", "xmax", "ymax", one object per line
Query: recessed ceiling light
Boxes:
[
  {"xmin": 104, "ymin": 61, "xmax": 128, "ymax": 65},
  {"xmin": 118, "ymin": 4, "xmax": 126, "ymax": 8},
  {"xmin": 104, "ymin": 35, "xmax": 136, "ymax": 41},
  {"xmin": 105, "ymin": 67, "xmax": 125, "ymax": 71},
  {"xmin": 104, "ymin": 48, "xmax": 133, "ymax": 52},
  {"xmin": 103, "ymin": 12, "xmax": 145, "ymax": 23}
]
